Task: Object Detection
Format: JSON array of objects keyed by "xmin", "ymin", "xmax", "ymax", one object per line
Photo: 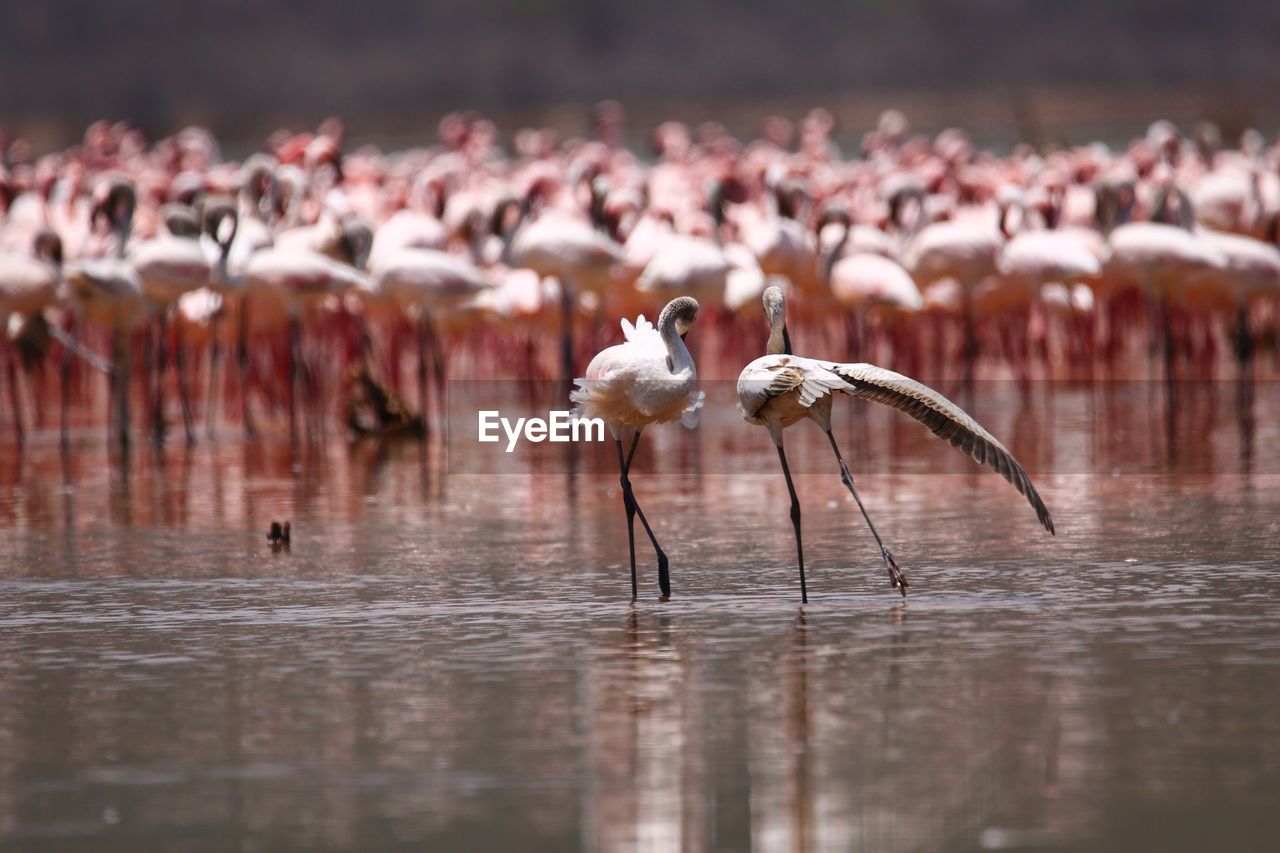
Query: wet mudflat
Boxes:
[{"xmin": 1, "ymin": 382, "xmax": 1278, "ymax": 851}]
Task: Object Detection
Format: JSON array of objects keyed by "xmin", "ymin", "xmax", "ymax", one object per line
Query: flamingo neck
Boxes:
[
  {"xmin": 767, "ymin": 313, "xmax": 791, "ymax": 356},
  {"xmin": 822, "ymin": 219, "xmax": 850, "ymax": 284},
  {"xmin": 498, "ymin": 200, "xmax": 528, "ymax": 267},
  {"xmin": 657, "ymin": 308, "xmax": 695, "ymax": 374}
]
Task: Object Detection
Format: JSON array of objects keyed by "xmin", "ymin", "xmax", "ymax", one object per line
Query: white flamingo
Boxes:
[
  {"xmin": 63, "ymin": 180, "xmax": 143, "ymax": 448},
  {"xmin": 500, "ymin": 192, "xmax": 624, "ymax": 379},
  {"xmin": 571, "ymin": 296, "xmax": 703, "ymax": 600},
  {"xmin": 0, "ymin": 230, "xmax": 63, "ymax": 442},
  {"xmin": 131, "ymin": 204, "xmax": 211, "ymax": 444},
  {"xmin": 243, "ymin": 246, "xmax": 368, "ymax": 444},
  {"xmin": 365, "ymin": 247, "xmax": 494, "ymax": 428},
  {"xmin": 737, "ymin": 286, "xmax": 1054, "ymax": 603}
]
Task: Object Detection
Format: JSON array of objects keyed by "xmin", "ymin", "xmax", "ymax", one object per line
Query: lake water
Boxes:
[{"xmin": 1, "ymin": 380, "xmax": 1278, "ymax": 851}]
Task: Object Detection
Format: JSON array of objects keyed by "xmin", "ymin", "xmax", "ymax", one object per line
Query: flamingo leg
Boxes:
[
  {"xmin": 205, "ymin": 314, "xmax": 221, "ymax": 441},
  {"xmin": 1160, "ymin": 294, "xmax": 1175, "ymax": 381},
  {"xmin": 174, "ymin": 322, "xmax": 196, "ymax": 446},
  {"xmin": 416, "ymin": 315, "xmax": 432, "ymax": 434},
  {"xmin": 151, "ymin": 311, "xmax": 168, "ymax": 445},
  {"xmin": 1235, "ymin": 298, "xmax": 1254, "ymax": 374},
  {"xmin": 3, "ymin": 342, "xmax": 23, "ymax": 445},
  {"xmin": 60, "ymin": 313, "xmax": 75, "ymax": 447},
  {"xmin": 824, "ymin": 429, "xmax": 908, "ymax": 597},
  {"xmin": 961, "ymin": 284, "xmax": 978, "ymax": 385},
  {"xmin": 619, "ymin": 430, "xmax": 671, "ymax": 598},
  {"xmin": 614, "ymin": 437, "xmax": 639, "ymax": 601},
  {"xmin": 774, "ymin": 440, "xmax": 807, "ymax": 605},
  {"xmin": 559, "ymin": 280, "xmax": 575, "ymax": 381},
  {"xmin": 238, "ymin": 296, "xmax": 257, "ymax": 439},
  {"xmin": 423, "ymin": 313, "xmax": 446, "ymax": 422},
  {"xmin": 112, "ymin": 327, "xmax": 131, "ymax": 453},
  {"xmin": 287, "ymin": 314, "xmax": 302, "ymax": 448}
]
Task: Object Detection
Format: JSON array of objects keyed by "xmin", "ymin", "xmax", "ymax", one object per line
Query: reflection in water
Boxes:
[
  {"xmin": 582, "ymin": 611, "xmax": 693, "ymax": 852},
  {"xmin": 0, "ymin": 382, "xmax": 1279, "ymax": 849}
]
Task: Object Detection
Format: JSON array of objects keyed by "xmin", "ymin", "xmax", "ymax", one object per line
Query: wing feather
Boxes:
[
  {"xmin": 828, "ymin": 362, "xmax": 1054, "ymax": 534},
  {"xmin": 737, "ymin": 357, "xmax": 853, "ymax": 419}
]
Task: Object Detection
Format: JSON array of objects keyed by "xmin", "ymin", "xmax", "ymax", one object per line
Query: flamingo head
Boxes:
[
  {"xmin": 161, "ymin": 203, "xmax": 201, "ymax": 239},
  {"xmin": 762, "ymin": 284, "xmax": 791, "ymax": 355},
  {"xmin": 33, "ymin": 229, "xmax": 63, "ymax": 267},
  {"xmin": 659, "ymin": 296, "xmax": 700, "ymax": 341},
  {"xmin": 92, "ymin": 178, "xmax": 137, "ymax": 240},
  {"xmin": 202, "ymin": 199, "xmax": 239, "ymax": 253},
  {"xmin": 339, "ymin": 217, "xmax": 373, "ymax": 270}
]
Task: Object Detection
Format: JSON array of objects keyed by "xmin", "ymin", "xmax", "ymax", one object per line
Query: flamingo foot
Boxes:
[
  {"xmin": 657, "ymin": 551, "xmax": 671, "ymax": 599},
  {"xmin": 883, "ymin": 548, "xmax": 908, "ymax": 598}
]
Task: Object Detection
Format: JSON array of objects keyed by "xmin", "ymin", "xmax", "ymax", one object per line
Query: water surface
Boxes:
[{"xmin": 1, "ymin": 383, "xmax": 1278, "ymax": 851}]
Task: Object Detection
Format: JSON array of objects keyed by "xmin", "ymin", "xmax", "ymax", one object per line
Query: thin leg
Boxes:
[
  {"xmin": 60, "ymin": 313, "xmax": 77, "ymax": 447},
  {"xmin": 423, "ymin": 313, "xmax": 446, "ymax": 423},
  {"xmin": 961, "ymin": 284, "xmax": 977, "ymax": 385},
  {"xmin": 151, "ymin": 311, "xmax": 168, "ymax": 445},
  {"xmin": 238, "ymin": 296, "xmax": 257, "ymax": 439},
  {"xmin": 113, "ymin": 327, "xmax": 131, "ymax": 453},
  {"xmin": 288, "ymin": 315, "xmax": 302, "ymax": 448},
  {"xmin": 620, "ymin": 430, "xmax": 671, "ymax": 598},
  {"xmin": 205, "ymin": 314, "xmax": 221, "ymax": 440},
  {"xmin": 1235, "ymin": 299, "xmax": 1254, "ymax": 374},
  {"xmin": 417, "ymin": 316, "xmax": 431, "ymax": 433},
  {"xmin": 1160, "ymin": 294, "xmax": 1175, "ymax": 382},
  {"xmin": 559, "ymin": 282, "xmax": 574, "ymax": 381},
  {"xmin": 615, "ymin": 438, "xmax": 639, "ymax": 601},
  {"xmin": 174, "ymin": 323, "xmax": 196, "ymax": 446},
  {"xmin": 3, "ymin": 345, "xmax": 23, "ymax": 445},
  {"xmin": 775, "ymin": 441, "xmax": 807, "ymax": 604},
  {"xmin": 825, "ymin": 429, "xmax": 908, "ymax": 597}
]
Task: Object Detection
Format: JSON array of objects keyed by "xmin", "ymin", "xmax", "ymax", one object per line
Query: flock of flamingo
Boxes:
[{"xmin": 0, "ymin": 108, "xmax": 1278, "ymax": 457}]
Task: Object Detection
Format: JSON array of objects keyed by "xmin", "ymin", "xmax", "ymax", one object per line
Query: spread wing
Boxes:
[{"xmin": 828, "ymin": 362, "xmax": 1054, "ymax": 534}]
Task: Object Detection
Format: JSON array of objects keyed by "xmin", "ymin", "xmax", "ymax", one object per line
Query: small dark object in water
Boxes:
[{"xmin": 268, "ymin": 520, "xmax": 291, "ymax": 551}]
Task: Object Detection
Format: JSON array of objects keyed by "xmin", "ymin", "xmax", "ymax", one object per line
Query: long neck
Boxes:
[
  {"xmin": 658, "ymin": 315, "xmax": 695, "ymax": 374},
  {"xmin": 766, "ymin": 312, "xmax": 791, "ymax": 356},
  {"xmin": 822, "ymin": 219, "xmax": 850, "ymax": 284},
  {"xmin": 497, "ymin": 200, "xmax": 527, "ymax": 267}
]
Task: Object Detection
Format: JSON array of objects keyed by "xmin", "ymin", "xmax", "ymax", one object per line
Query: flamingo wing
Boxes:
[{"xmin": 827, "ymin": 362, "xmax": 1054, "ymax": 534}]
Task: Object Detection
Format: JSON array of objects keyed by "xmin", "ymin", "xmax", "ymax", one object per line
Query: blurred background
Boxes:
[{"xmin": 3, "ymin": 0, "xmax": 1279, "ymax": 152}]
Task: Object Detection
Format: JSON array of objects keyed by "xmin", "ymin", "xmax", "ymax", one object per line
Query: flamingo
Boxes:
[
  {"xmin": 1104, "ymin": 184, "xmax": 1226, "ymax": 376},
  {"xmin": 820, "ymin": 207, "xmax": 923, "ymax": 366},
  {"xmin": 893, "ymin": 182, "xmax": 1007, "ymax": 378},
  {"xmin": 364, "ymin": 247, "xmax": 494, "ymax": 428},
  {"xmin": 191, "ymin": 200, "xmax": 241, "ymax": 437},
  {"xmin": 737, "ymin": 286, "xmax": 1054, "ymax": 603},
  {"xmin": 571, "ymin": 296, "xmax": 703, "ymax": 600},
  {"xmin": 499, "ymin": 191, "xmax": 624, "ymax": 380},
  {"xmin": 131, "ymin": 203, "xmax": 211, "ymax": 444},
  {"xmin": 209, "ymin": 168, "xmax": 278, "ymax": 438},
  {"xmin": 743, "ymin": 174, "xmax": 819, "ymax": 295},
  {"xmin": 63, "ymin": 260, "xmax": 145, "ymax": 450},
  {"xmin": 0, "ymin": 230, "xmax": 63, "ymax": 442},
  {"xmin": 369, "ymin": 171, "xmax": 448, "ymax": 263},
  {"xmin": 243, "ymin": 245, "xmax": 368, "ymax": 444},
  {"xmin": 62, "ymin": 179, "xmax": 143, "ymax": 448},
  {"xmin": 1191, "ymin": 213, "xmax": 1280, "ymax": 371},
  {"xmin": 994, "ymin": 192, "xmax": 1103, "ymax": 376}
]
